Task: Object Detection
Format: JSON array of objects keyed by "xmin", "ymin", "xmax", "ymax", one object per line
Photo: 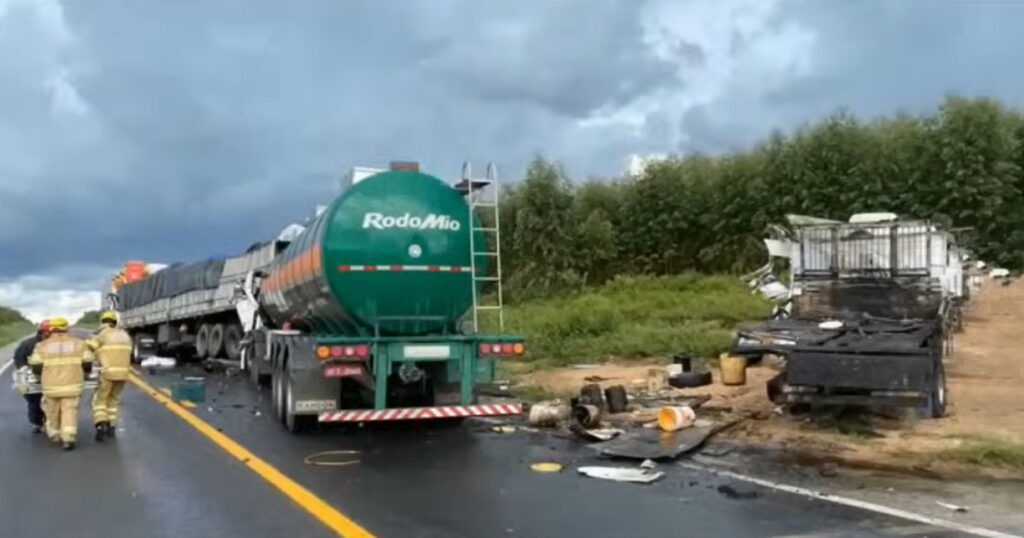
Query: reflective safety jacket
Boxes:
[
  {"xmin": 87, "ymin": 327, "xmax": 133, "ymax": 381},
  {"xmin": 28, "ymin": 333, "xmax": 94, "ymax": 398}
]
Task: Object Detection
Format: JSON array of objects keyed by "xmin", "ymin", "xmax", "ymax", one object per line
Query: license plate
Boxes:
[
  {"xmin": 295, "ymin": 400, "xmax": 337, "ymax": 412},
  {"xmin": 404, "ymin": 345, "xmax": 450, "ymax": 359},
  {"xmin": 323, "ymin": 364, "xmax": 364, "ymax": 378}
]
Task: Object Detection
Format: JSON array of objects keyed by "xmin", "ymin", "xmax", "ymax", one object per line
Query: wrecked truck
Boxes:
[{"xmin": 733, "ymin": 213, "xmax": 966, "ymax": 418}]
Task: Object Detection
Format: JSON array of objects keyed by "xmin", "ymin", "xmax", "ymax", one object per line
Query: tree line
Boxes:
[{"xmin": 496, "ymin": 95, "xmax": 1024, "ymax": 301}]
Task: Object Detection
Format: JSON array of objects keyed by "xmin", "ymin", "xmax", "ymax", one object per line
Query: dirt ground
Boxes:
[{"xmin": 516, "ymin": 278, "xmax": 1024, "ymax": 477}]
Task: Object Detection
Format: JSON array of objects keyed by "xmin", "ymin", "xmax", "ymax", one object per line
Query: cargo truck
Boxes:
[
  {"xmin": 106, "ymin": 162, "xmax": 524, "ymax": 432},
  {"xmin": 732, "ymin": 213, "xmax": 965, "ymax": 417}
]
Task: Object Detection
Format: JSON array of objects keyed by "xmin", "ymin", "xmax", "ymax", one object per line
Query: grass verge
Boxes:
[
  {"xmin": 941, "ymin": 435, "xmax": 1024, "ymax": 472},
  {"xmin": 0, "ymin": 322, "xmax": 33, "ymax": 349},
  {"xmin": 488, "ymin": 273, "xmax": 768, "ymax": 367}
]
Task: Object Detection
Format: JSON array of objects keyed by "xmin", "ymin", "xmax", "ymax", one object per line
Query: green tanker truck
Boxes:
[{"xmin": 112, "ymin": 162, "xmax": 525, "ymax": 432}]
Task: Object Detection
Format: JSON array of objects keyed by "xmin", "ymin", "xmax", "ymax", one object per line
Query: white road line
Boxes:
[
  {"xmin": 1, "ymin": 359, "xmax": 12, "ymax": 376},
  {"xmin": 681, "ymin": 463, "xmax": 1022, "ymax": 538}
]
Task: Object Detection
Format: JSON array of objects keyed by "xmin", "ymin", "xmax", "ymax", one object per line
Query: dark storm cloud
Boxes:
[{"xmin": 3, "ymin": 0, "xmax": 1024, "ymax": 315}]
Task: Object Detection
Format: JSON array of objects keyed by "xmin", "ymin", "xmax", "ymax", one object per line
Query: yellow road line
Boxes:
[
  {"xmin": 128, "ymin": 373, "xmax": 375, "ymax": 538},
  {"xmin": 179, "ymin": 399, "xmax": 196, "ymax": 409}
]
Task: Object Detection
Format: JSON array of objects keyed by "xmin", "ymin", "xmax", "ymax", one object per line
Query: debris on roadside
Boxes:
[
  {"xmin": 817, "ymin": 462, "xmax": 839, "ymax": 478},
  {"xmin": 657, "ymin": 405, "xmax": 696, "ymax": 432},
  {"xmin": 604, "ymin": 385, "xmax": 629, "ymax": 413},
  {"xmin": 717, "ymin": 484, "xmax": 759, "ymax": 500},
  {"xmin": 492, "ymin": 425, "xmax": 517, "ymax": 434},
  {"xmin": 571, "ymin": 404, "xmax": 602, "ymax": 429},
  {"xmin": 935, "ymin": 501, "xmax": 969, "ymax": 513},
  {"xmin": 527, "ymin": 401, "xmax": 570, "ymax": 427},
  {"xmin": 640, "ymin": 459, "xmax": 657, "ymax": 470},
  {"xmin": 141, "ymin": 357, "xmax": 176, "ymax": 370},
  {"xmin": 569, "ymin": 425, "xmax": 624, "ymax": 442},
  {"xmin": 593, "ymin": 426, "xmax": 714, "ymax": 460},
  {"xmin": 530, "ymin": 462, "xmax": 563, "ymax": 473},
  {"xmin": 577, "ymin": 466, "xmax": 665, "ymax": 484}
]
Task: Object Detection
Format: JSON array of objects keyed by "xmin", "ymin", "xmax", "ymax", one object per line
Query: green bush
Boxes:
[{"xmin": 498, "ymin": 274, "xmax": 767, "ymax": 365}]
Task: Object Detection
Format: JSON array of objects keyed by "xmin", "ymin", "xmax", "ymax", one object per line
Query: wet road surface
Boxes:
[{"xmin": 0, "ymin": 338, "xmax": 995, "ymax": 537}]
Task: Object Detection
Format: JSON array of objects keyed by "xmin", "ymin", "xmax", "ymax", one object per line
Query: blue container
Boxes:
[{"xmin": 172, "ymin": 377, "xmax": 206, "ymax": 403}]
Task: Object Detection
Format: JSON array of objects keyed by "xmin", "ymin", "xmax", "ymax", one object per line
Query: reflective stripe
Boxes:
[
  {"xmin": 104, "ymin": 367, "xmax": 130, "ymax": 373},
  {"xmin": 45, "ymin": 357, "xmax": 86, "ymax": 366},
  {"xmin": 99, "ymin": 345, "xmax": 133, "ymax": 351}
]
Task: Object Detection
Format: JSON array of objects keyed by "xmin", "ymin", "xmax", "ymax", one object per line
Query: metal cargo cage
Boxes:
[{"xmin": 796, "ymin": 220, "xmax": 942, "ymax": 278}]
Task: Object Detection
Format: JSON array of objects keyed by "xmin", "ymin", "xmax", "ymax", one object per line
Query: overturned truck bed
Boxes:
[{"xmin": 739, "ymin": 314, "xmax": 945, "ymax": 417}]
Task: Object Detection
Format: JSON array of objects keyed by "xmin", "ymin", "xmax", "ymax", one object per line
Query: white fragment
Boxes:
[
  {"xmin": 578, "ymin": 466, "xmax": 665, "ymax": 484},
  {"xmin": 935, "ymin": 501, "xmax": 969, "ymax": 513},
  {"xmin": 640, "ymin": 459, "xmax": 657, "ymax": 470}
]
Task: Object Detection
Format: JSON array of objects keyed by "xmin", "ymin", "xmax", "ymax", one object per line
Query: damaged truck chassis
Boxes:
[{"xmin": 735, "ymin": 215, "xmax": 964, "ymax": 417}]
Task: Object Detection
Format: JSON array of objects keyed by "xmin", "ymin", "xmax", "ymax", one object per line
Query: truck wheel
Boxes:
[
  {"xmin": 272, "ymin": 367, "xmax": 285, "ymax": 423},
  {"xmin": 132, "ymin": 333, "xmax": 156, "ymax": 364},
  {"xmin": 208, "ymin": 323, "xmax": 225, "ymax": 358},
  {"xmin": 195, "ymin": 324, "xmax": 210, "ymax": 359},
  {"xmin": 284, "ymin": 369, "xmax": 316, "ymax": 434},
  {"xmin": 927, "ymin": 361, "xmax": 947, "ymax": 418},
  {"xmin": 224, "ymin": 325, "xmax": 243, "ymax": 361}
]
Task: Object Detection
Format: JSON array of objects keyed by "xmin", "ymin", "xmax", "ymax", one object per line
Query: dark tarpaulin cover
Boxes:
[{"xmin": 117, "ymin": 259, "xmax": 225, "ymax": 310}]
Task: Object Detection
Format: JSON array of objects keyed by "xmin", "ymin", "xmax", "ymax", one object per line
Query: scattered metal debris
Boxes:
[
  {"xmin": 569, "ymin": 426, "xmax": 624, "ymax": 442},
  {"xmin": 594, "ymin": 426, "xmax": 714, "ymax": 460},
  {"xmin": 577, "ymin": 466, "xmax": 664, "ymax": 484},
  {"xmin": 527, "ymin": 402, "xmax": 570, "ymax": 427},
  {"xmin": 492, "ymin": 425, "xmax": 516, "ymax": 434},
  {"xmin": 717, "ymin": 484, "xmax": 759, "ymax": 500},
  {"xmin": 640, "ymin": 459, "xmax": 657, "ymax": 470},
  {"xmin": 935, "ymin": 501, "xmax": 969, "ymax": 513},
  {"xmin": 571, "ymin": 404, "xmax": 602, "ymax": 429}
]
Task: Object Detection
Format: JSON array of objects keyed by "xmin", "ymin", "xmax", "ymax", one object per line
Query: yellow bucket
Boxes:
[
  {"xmin": 657, "ymin": 405, "xmax": 696, "ymax": 432},
  {"xmin": 719, "ymin": 354, "xmax": 747, "ymax": 386}
]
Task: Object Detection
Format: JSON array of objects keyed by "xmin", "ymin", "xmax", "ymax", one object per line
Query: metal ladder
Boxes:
[{"xmin": 456, "ymin": 161, "xmax": 504, "ymax": 332}]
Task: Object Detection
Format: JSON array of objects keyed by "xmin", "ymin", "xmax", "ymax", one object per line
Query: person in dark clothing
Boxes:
[{"xmin": 13, "ymin": 320, "xmax": 50, "ymax": 433}]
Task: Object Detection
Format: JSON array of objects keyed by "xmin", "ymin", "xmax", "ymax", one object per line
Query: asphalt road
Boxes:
[{"xmin": 0, "ymin": 338, "xmax": 989, "ymax": 538}]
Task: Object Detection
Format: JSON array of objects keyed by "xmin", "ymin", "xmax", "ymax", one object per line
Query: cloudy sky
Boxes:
[{"xmin": 2, "ymin": 0, "xmax": 1023, "ymax": 321}]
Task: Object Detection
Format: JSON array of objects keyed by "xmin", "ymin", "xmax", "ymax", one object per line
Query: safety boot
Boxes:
[
  {"xmin": 62, "ymin": 442, "xmax": 75, "ymax": 452},
  {"xmin": 95, "ymin": 422, "xmax": 107, "ymax": 443},
  {"xmin": 106, "ymin": 423, "xmax": 116, "ymax": 439}
]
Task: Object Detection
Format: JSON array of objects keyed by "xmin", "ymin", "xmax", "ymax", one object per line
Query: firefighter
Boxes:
[
  {"xmin": 87, "ymin": 310, "xmax": 133, "ymax": 442},
  {"xmin": 28, "ymin": 317, "xmax": 94, "ymax": 451},
  {"xmin": 13, "ymin": 320, "xmax": 51, "ymax": 433}
]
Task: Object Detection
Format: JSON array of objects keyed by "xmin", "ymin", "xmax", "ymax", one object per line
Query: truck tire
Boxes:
[
  {"xmin": 927, "ymin": 361, "xmax": 947, "ymax": 419},
  {"xmin": 272, "ymin": 366, "xmax": 285, "ymax": 423},
  {"xmin": 132, "ymin": 333, "xmax": 156, "ymax": 364},
  {"xmin": 224, "ymin": 325, "xmax": 243, "ymax": 361},
  {"xmin": 284, "ymin": 368, "xmax": 316, "ymax": 434},
  {"xmin": 668, "ymin": 370, "xmax": 713, "ymax": 388},
  {"xmin": 208, "ymin": 323, "xmax": 225, "ymax": 359},
  {"xmin": 195, "ymin": 324, "xmax": 210, "ymax": 359}
]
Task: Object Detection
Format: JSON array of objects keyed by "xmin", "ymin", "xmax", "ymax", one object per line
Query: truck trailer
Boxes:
[{"xmin": 106, "ymin": 162, "xmax": 524, "ymax": 432}]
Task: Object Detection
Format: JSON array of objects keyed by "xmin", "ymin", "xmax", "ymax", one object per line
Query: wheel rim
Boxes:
[{"xmin": 937, "ymin": 369, "xmax": 946, "ymax": 406}]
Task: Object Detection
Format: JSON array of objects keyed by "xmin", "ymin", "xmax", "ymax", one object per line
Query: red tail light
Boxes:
[
  {"xmin": 479, "ymin": 343, "xmax": 490, "ymax": 355},
  {"xmin": 330, "ymin": 346, "xmax": 343, "ymax": 358},
  {"xmin": 478, "ymin": 342, "xmax": 525, "ymax": 357},
  {"xmin": 356, "ymin": 345, "xmax": 369, "ymax": 357}
]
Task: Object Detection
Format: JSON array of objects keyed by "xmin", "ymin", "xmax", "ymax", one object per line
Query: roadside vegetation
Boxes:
[
  {"xmin": 942, "ymin": 435, "xmax": 1024, "ymax": 472},
  {"xmin": 0, "ymin": 306, "xmax": 32, "ymax": 348},
  {"xmin": 490, "ymin": 274, "xmax": 768, "ymax": 367},
  {"xmin": 75, "ymin": 310, "xmax": 102, "ymax": 329}
]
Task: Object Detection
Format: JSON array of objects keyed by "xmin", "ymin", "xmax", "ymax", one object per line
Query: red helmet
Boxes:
[{"xmin": 38, "ymin": 320, "xmax": 51, "ymax": 333}]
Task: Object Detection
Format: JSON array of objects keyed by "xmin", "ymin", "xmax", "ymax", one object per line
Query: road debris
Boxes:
[
  {"xmin": 657, "ymin": 406, "xmax": 695, "ymax": 432},
  {"xmin": 584, "ymin": 375, "xmax": 609, "ymax": 383},
  {"xmin": 640, "ymin": 459, "xmax": 657, "ymax": 470},
  {"xmin": 492, "ymin": 425, "xmax": 516, "ymax": 434},
  {"xmin": 604, "ymin": 385, "xmax": 629, "ymax": 413},
  {"xmin": 571, "ymin": 404, "xmax": 602, "ymax": 428},
  {"xmin": 141, "ymin": 357, "xmax": 176, "ymax": 370},
  {"xmin": 578, "ymin": 383, "xmax": 606, "ymax": 411},
  {"xmin": 303, "ymin": 450, "xmax": 361, "ymax": 467},
  {"xmin": 577, "ymin": 466, "xmax": 664, "ymax": 484},
  {"xmin": 593, "ymin": 426, "xmax": 714, "ymax": 460},
  {"xmin": 569, "ymin": 426, "xmax": 624, "ymax": 442},
  {"xmin": 935, "ymin": 501, "xmax": 969, "ymax": 513},
  {"xmin": 717, "ymin": 484, "xmax": 759, "ymax": 500},
  {"xmin": 530, "ymin": 462, "xmax": 563, "ymax": 473},
  {"xmin": 527, "ymin": 402, "xmax": 570, "ymax": 427}
]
